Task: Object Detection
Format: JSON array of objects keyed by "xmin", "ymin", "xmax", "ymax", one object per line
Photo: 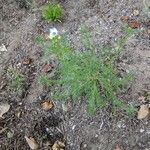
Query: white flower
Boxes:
[{"xmin": 49, "ymin": 28, "xmax": 59, "ymax": 39}]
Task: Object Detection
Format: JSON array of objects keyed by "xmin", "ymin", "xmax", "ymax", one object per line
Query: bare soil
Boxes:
[{"xmin": 0, "ymin": 0, "xmax": 150, "ymax": 150}]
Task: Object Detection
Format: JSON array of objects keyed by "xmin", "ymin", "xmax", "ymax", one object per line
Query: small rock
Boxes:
[
  {"xmin": 133, "ymin": 9, "xmax": 139, "ymax": 16},
  {"xmin": 0, "ymin": 103, "xmax": 10, "ymax": 118},
  {"xmin": 137, "ymin": 104, "xmax": 149, "ymax": 119},
  {"xmin": 16, "ymin": 63, "xmax": 22, "ymax": 67},
  {"xmin": 117, "ymin": 123, "xmax": 122, "ymax": 128},
  {"xmin": 140, "ymin": 128, "xmax": 144, "ymax": 133},
  {"xmin": 95, "ymin": 134, "xmax": 98, "ymax": 138},
  {"xmin": 72, "ymin": 125, "xmax": 76, "ymax": 130},
  {"xmin": 83, "ymin": 144, "xmax": 87, "ymax": 148},
  {"xmin": 0, "ymin": 44, "xmax": 7, "ymax": 52}
]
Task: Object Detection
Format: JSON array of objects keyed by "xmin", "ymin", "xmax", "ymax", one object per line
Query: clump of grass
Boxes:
[
  {"xmin": 7, "ymin": 69, "xmax": 25, "ymax": 91},
  {"xmin": 42, "ymin": 2, "xmax": 62, "ymax": 22},
  {"xmin": 38, "ymin": 26, "xmax": 136, "ymax": 114}
]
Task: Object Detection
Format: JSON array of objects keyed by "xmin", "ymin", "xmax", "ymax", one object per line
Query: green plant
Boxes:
[
  {"xmin": 37, "ymin": 74, "xmax": 54, "ymax": 88},
  {"xmin": 39, "ymin": 26, "xmax": 136, "ymax": 114},
  {"xmin": 42, "ymin": 2, "xmax": 62, "ymax": 22},
  {"xmin": 8, "ymin": 69, "xmax": 25, "ymax": 90}
]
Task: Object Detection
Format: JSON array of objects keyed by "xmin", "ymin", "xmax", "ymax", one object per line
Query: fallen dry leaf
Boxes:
[
  {"xmin": 42, "ymin": 64, "xmax": 52, "ymax": 73},
  {"xmin": 25, "ymin": 136, "xmax": 39, "ymax": 150},
  {"xmin": 137, "ymin": 104, "xmax": 149, "ymax": 119},
  {"xmin": 57, "ymin": 141, "xmax": 65, "ymax": 148},
  {"xmin": 22, "ymin": 58, "xmax": 32, "ymax": 65},
  {"xmin": 52, "ymin": 140, "xmax": 65, "ymax": 150},
  {"xmin": 121, "ymin": 16, "xmax": 129, "ymax": 22},
  {"xmin": 41, "ymin": 101, "xmax": 54, "ymax": 111},
  {"xmin": 128, "ymin": 21, "xmax": 141, "ymax": 29},
  {"xmin": 114, "ymin": 145, "xmax": 123, "ymax": 150},
  {"xmin": 16, "ymin": 111, "xmax": 22, "ymax": 118},
  {"xmin": 0, "ymin": 103, "xmax": 10, "ymax": 118}
]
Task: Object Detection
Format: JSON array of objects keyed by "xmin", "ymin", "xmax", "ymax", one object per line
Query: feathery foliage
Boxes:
[
  {"xmin": 38, "ymin": 26, "xmax": 136, "ymax": 114},
  {"xmin": 37, "ymin": 74, "xmax": 54, "ymax": 88}
]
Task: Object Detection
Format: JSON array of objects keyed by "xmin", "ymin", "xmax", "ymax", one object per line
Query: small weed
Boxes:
[
  {"xmin": 35, "ymin": 35, "xmax": 45, "ymax": 45},
  {"xmin": 37, "ymin": 75, "xmax": 54, "ymax": 88},
  {"xmin": 38, "ymin": 26, "xmax": 136, "ymax": 115},
  {"xmin": 8, "ymin": 69, "xmax": 25, "ymax": 91},
  {"xmin": 42, "ymin": 2, "xmax": 62, "ymax": 22}
]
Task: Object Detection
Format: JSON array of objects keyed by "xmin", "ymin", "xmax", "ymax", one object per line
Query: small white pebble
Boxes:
[
  {"xmin": 133, "ymin": 10, "xmax": 139, "ymax": 16},
  {"xmin": 46, "ymin": 128, "xmax": 49, "ymax": 132},
  {"xmin": 19, "ymin": 102, "xmax": 22, "ymax": 105},
  {"xmin": 122, "ymin": 124, "xmax": 126, "ymax": 128},
  {"xmin": 140, "ymin": 129, "xmax": 144, "ymax": 133},
  {"xmin": 83, "ymin": 144, "xmax": 87, "ymax": 148},
  {"xmin": 95, "ymin": 134, "xmax": 98, "ymax": 138},
  {"xmin": 0, "ymin": 44, "xmax": 7, "ymax": 52},
  {"xmin": 117, "ymin": 123, "xmax": 122, "ymax": 128},
  {"xmin": 17, "ymin": 63, "xmax": 21, "ymax": 67},
  {"xmin": 72, "ymin": 125, "xmax": 76, "ymax": 130}
]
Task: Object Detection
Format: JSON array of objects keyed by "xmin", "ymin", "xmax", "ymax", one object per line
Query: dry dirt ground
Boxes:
[{"xmin": 0, "ymin": 0, "xmax": 150, "ymax": 150}]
